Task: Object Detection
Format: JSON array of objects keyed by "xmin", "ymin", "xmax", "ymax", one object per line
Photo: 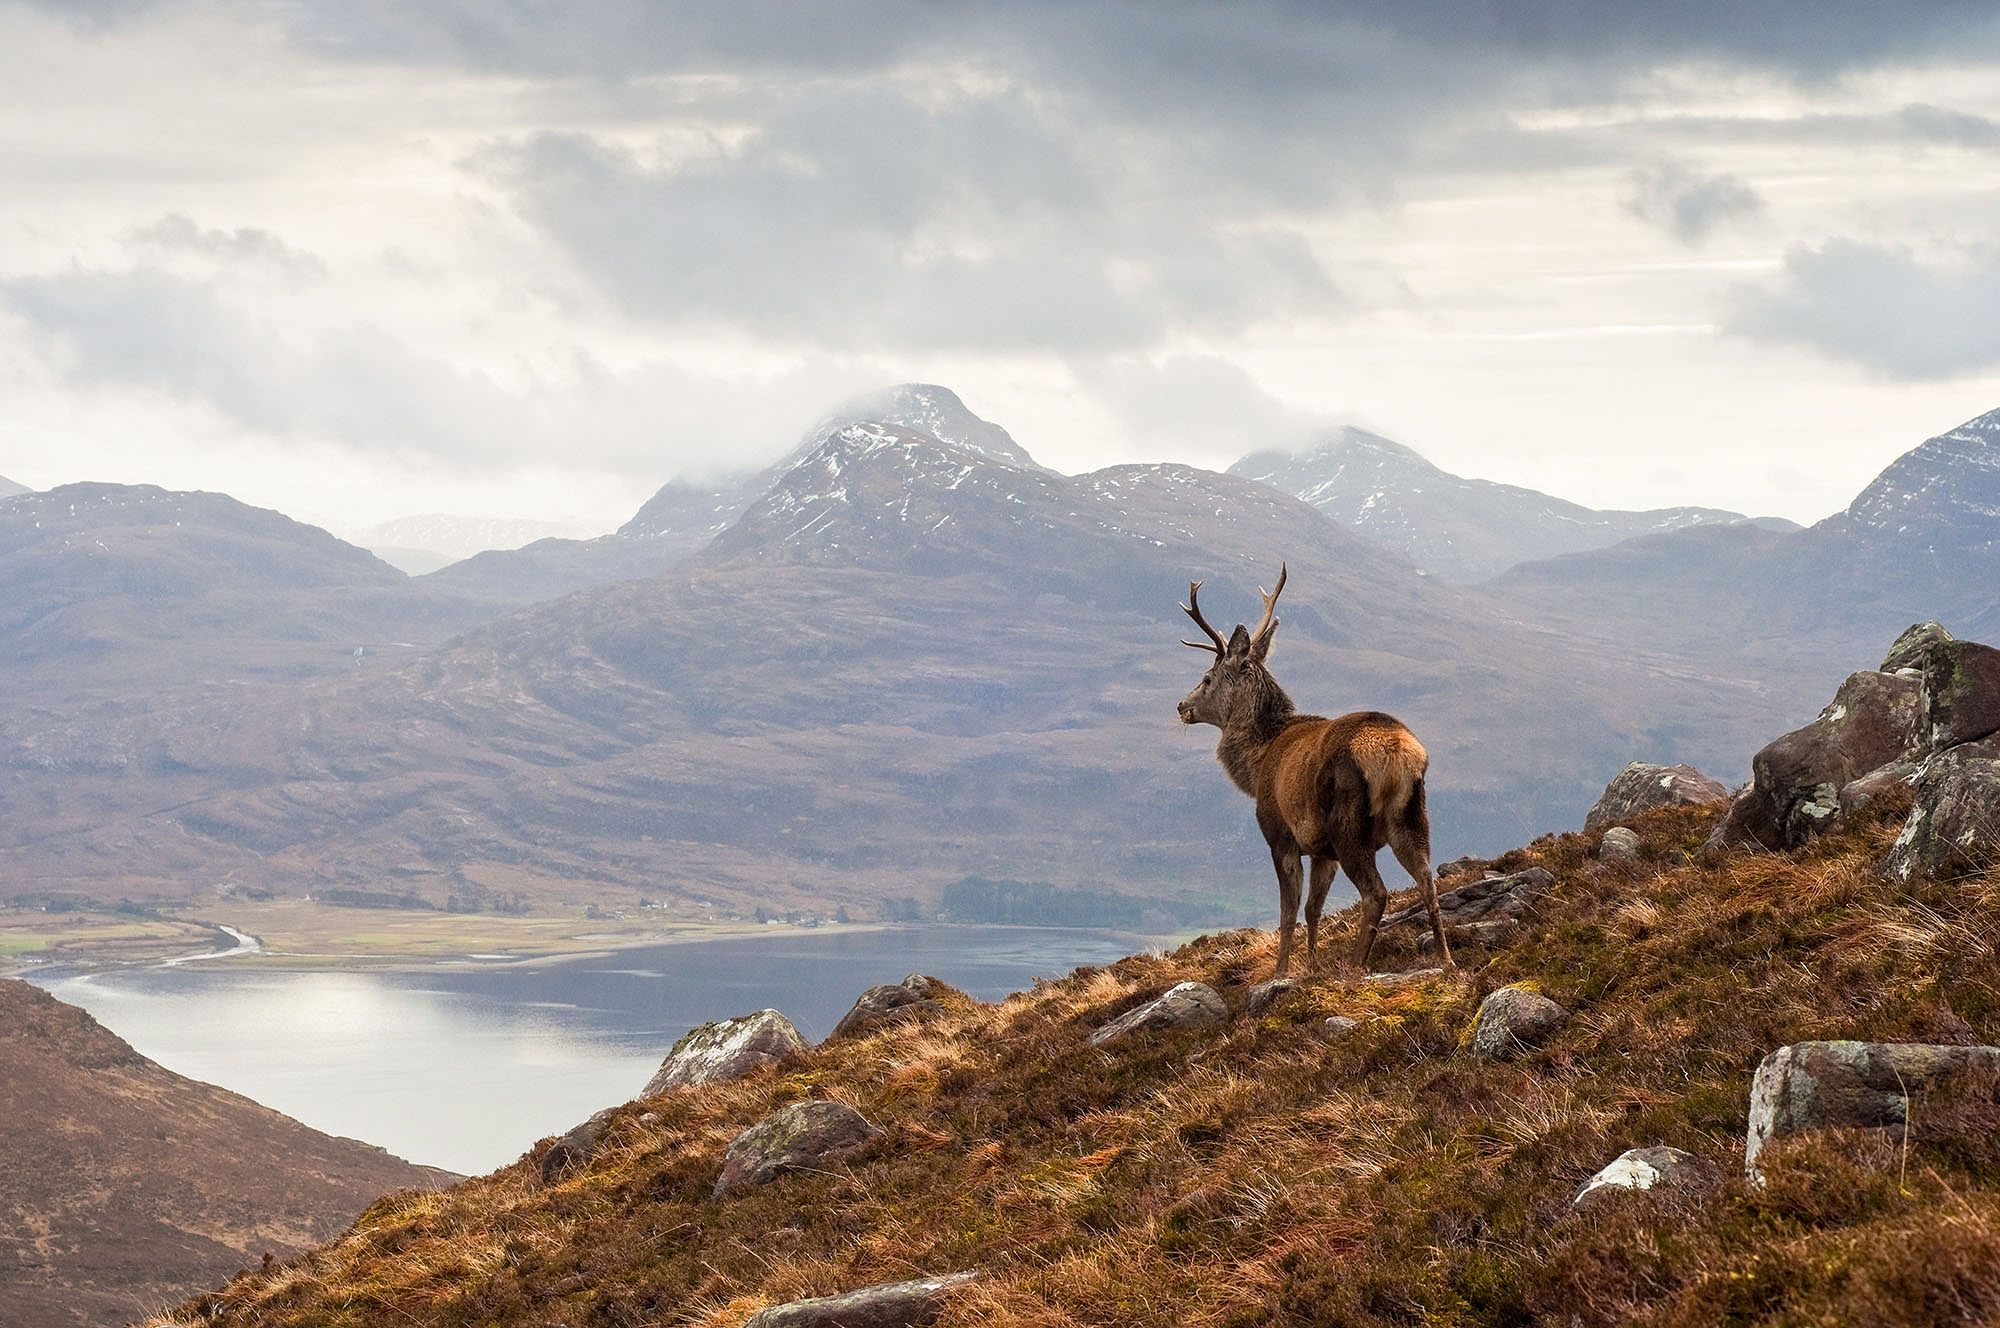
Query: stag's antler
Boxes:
[
  {"xmin": 1249, "ymin": 563, "xmax": 1288, "ymax": 652},
  {"xmin": 1180, "ymin": 579, "xmax": 1226, "ymax": 655}
]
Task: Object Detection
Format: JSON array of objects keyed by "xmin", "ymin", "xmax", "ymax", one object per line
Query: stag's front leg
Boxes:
[
  {"xmin": 1270, "ymin": 848, "xmax": 1303, "ymax": 977},
  {"xmin": 1305, "ymin": 857, "xmax": 1336, "ymax": 975}
]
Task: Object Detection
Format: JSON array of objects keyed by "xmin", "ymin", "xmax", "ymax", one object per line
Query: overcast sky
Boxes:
[{"xmin": 4, "ymin": 1, "xmax": 2000, "ymax": 538}]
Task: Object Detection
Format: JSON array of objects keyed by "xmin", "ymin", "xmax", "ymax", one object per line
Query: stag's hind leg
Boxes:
[
  {"xmin": 1269, "ymin": 847, "xmax": 1304, "ymax": 977},
  {"xmin": 1304, "ymin": 857, "xmax": 1336, "ymax": 975},
  {"xmin": 1386, "ymin": 778, "xmax": 1454, "ymax": 968},
  {"xmin": 1337, "ymin": 848, "xmax": 1391, "ymax": 972}
]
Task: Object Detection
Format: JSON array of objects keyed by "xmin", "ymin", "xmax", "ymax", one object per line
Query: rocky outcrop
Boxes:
[
  {"xmin": 645, "ymin": 1010, "xmax": 808, "ymax": 1095},
  {"xmin": 743, "ymin": 1272, "xmax": 978, "ymax": 1328},
  {"xmin": 1467, "ymin": 986, "xmax": 1569, "ymax": 1061},
  {"xmin": 1881, "ymin": 620, "xmax": 1953, "ymax": 674},
  {"xmin": 1244, "ymin": 978, "xmax": 1300, "ymax": 1018},
  {"xmin": 1884, "ymin": 737, "xmax": 2000, "ymax": 881},
  {"xmin": 540, "ymin": 1107, "xmax": 617, "ymax": 1184},
  {"xmin": 1745, "ymin": 1041, "xmax": 2000, "ymax": 1176},
  {"xmin": 1709, "ymin": 669, "xmax": 1923, "ymax": 851},
  {"xmin": 1920, "ymin": 639, "xmax": 2000, "ymax": 752},
  {"xmin": 829, "ymin": 975, "xmax": 949, "ymax": 1040},
  {"xmin": 1584, "ymin": 763, "xmax": 1732, "ymax": 832},
  {"xmin": 1597, "ymin": 826, "xmax": 1641, "ymax": 862},
  {"xmin": 1572, "ymin": 1146, "xmax": 1705, "ymax": 1211},
  {"xmin": 713, "ymin": 1101, "xmax": 883, "ymax": 1199},
  {"xmin": 1383, "ymin": 866, "xmax": 1554, "ymax": 950},
  {"xmin": 1089, "ymin": 982, "xmax": 1226, "ymax": 1048}
]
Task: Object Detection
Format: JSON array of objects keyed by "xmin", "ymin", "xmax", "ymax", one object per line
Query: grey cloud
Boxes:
[
  {"xmin": 1075, "ymin": 355, "xmax": 1323, "ymax": 462},
  {"xmin": 127, "ymin": 214, "xmax": 327, "ymax": 276},
  {"xmin": 1621, "ymin": 162, "xmax": 1764, "ymax": 245},
  {"xmin": 1726, "ymin": 240, "xmax": 2000, "ymax": 380}
]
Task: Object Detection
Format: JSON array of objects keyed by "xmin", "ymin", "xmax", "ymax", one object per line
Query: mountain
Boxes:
[
  {"xmin": 0, "ymin": 474, "xmax": 28, "ymax": 500},
  {"xmin": 421, "ymin": 383, "xmax": 1038, "ymax": 605},
  {"xmin": 2, "ymin": 419, "xmax": 1804, "ymax": 916},
  {"xmin": 1231, "ymin": 426, "xmax": 1750, "ymax": 581},
  {"xmin": 347, "ymin": 513, "xmax": 606, "ymax": 573},
  {"xmin": 0, "ymin": 979, "xmax": 448, "ymax": 1328},
  {"xmin": 144, "ymin": 798, "xmax": 2000, "ymax": 1328}
]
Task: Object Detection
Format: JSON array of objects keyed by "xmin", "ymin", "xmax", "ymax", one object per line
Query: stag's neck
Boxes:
[{"xmin": 1215, "ymin": 682, "xmax": 1298, "ymax": 797}]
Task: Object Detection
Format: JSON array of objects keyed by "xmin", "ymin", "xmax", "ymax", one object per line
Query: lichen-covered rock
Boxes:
[
  {"xmin": 1920, "ymin": 638, "xmax": 2000, "ymax": 753},
  {"xmin": 644, "ymin": 1009, "xmax": 807, "ymax": 1095},
  {"xmin": 1089, "ymin": 981, "xmax": 1226, "ymax": 1048},
  {"xmin": 743, "ymin": 1272, "xmax": 978, "ymax": 1328},
  {"xmin": 1244, "ymin": 977, "xmax": 1301, "ymax": 1018},
  {"xmin": 1364, "ymin": 967, "xmax": 1446, "ymax": 988},
  {"xmin": 1572, "ymin": 1146, "xmax": 1705, "ymax": 1211},
  {"xmin": 1597, "ymin": 826, "xmax": 1642, "ymax": 862},
  {"xmin": 1881, "ymin": 620, "xmax": 1954, "ymax": 674},
  {"xmin": 1883, "ymin": 736, "xmax": 2000, "ymax": 881},
  {"xmin": 1382, "ymin": 866, "xmax": 1554, "ymax": 931},
  {"xmin": 1709, "ymin": 669, "xmax": 1923, "ymax": 851},
  {"xmin": 540, "ymin": 1107, "xmax": 616, "ymax": 1184},
  {"xmin": 1584, "ymin": 763, "xmax": 1732, "ymax": 832},
  {"xmin": 1837, "ymin": 760, "xmax": 1918, "ymax": 820},
  {"xmin": 1745, "ymin": 1040, "xmax": 2000, "ymax": 1176},
  {"xmin": 829, "ymin": 974, "xmax": 949, "ymax": 1040},
  {"xmin": 713, "ymin": 1100, "xmax": 882, "ymax": 1199},
  {"xmin": 1468, "ymin": 986, "xmax": 1569, "ymax": 1061}
]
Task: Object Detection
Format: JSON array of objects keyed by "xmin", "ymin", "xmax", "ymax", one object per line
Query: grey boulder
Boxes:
[
  {"xmin": 1090, "ymin": 981, "xmax": 1226, "ymax": 1048},
  {"xmin": 1244, "ymin": 977, "xmax": 1301, "ymax": 1018},
  {"xmin": 644, "ymin": 1009, "xmax": 808, "ymax": 1096},
  {"xmin": 830, "ymin": 974, "xmax": 948, "ymax": 1040},
  {"xmin": 1745, "ymin": 1040, "xmax": 2000, "ymax": 1176},
  {"xmin": 1320, "ymin": 1015, "xmax": 1361, "ymax": 1039},
  {"xmin": 1920, "ymin": 638, "xmax": 2000, "ymax": 753},
  {"xmin": 1572, "ymin": 1146, "xmax": 1705, "ymax": 1211},
  {"xmin": 540, "ymin": 1107, "xmax": 617, "ymax": 1184},
  {"xmin": 1881, "ymin": 620, "xmax": 1954, "ymax": 675},
  {"xmin": 743, "ymin": 1272, "xmax": 978, "ymax": 1328},
  {"xmin": 1467, "ymin": 986, "xmax": 1569, "ymax": 1061},
  {"xmin": 1382, "ymin": 866, "xmax": 1554, "ymax": 932},
  {"xmin": 714, "ymin": 1100, "xmax": 883, "ymax": 1199},
  {"xmin": 1883, "ymin": 736, "xmax": 2000, "ymax": 881},
  {"xmin": 1597, "ymin": 826, "xmax": 1642, "ymax": 862},
  {"xmin": 1584, "ymin": 763, "xmax": 1732, "ymax": 832}
]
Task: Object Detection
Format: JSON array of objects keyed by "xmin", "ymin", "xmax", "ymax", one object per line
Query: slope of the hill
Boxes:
[
  {"xmin": 0, "ymin": 422, "xmax": 1805, "ymax": 912},
  {"xmin": 151, "ymin": 801, "xmax": 2000, "ymax": 1328},
  {"xmin": 1232, "ymin": 427, "xmax": 1748, "ymax": 581},
  {"xmin": 0, "ymin": 979, "xmax": 450, "ymax": 1328},
  {"xmin": 0, "ymin": 474, "xmax": 29, "ymax": 500}
]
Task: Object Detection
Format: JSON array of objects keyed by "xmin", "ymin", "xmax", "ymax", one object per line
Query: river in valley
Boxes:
[{"xmin": 28, "ymin": 925, "xmax": 1157, "ymax": 1174}]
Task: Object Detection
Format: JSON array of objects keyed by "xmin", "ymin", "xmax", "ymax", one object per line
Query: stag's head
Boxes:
[{"xmin": 1176, "ymin": 564, "xmax": 1287, "ymax": 728}]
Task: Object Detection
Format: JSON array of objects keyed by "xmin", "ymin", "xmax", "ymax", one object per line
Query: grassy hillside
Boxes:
[{"xmin": 150, "ymin": 800, "xmax": 2000, "ymax": 1327}]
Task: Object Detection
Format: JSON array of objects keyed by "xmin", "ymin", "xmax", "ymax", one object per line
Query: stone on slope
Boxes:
[
  {"xmin": 1881, "ymin": 620, "xmax": 1954, "ymax": 674},
  {"xmin": 1320, "ymin": 1015, "xmax": 1361, "ymax": 1039},
  {"xmin": 1745, "ymin": 1040, "xmax": 2000, "ymax": 1176},
  {"xmin": 1883, "ymin": 736, "xmax": 2000, "ymax": 881},
  {"xmin": 743, "ymin": 1272, "xmax": 978, "ymax": 1328},
  {"xmin": 540, "ymin": 1107, "xmax": 617, "ymax": 1184},
  {"xmin": 830, "ymin": 974, "xmax": 949, "ymax": 1040},
  {"xmin": 1597, "ymin": 826, "xmax": 1642, "ymax": 862},
  {"xmin": 1382, "ymin": 866, "xmax": 1554, "ymax": 931},
  {"xmin": 644, "ymin": 1009, "xmax": 807, "ymax": 1095},
  {"xmin": 714, "ymin": 1100, "xmax": 883, "ymax": 1199},
  {"xmin": 1836, "ymin": 761, "xmax": 1918, "ymax": 821},
  {"xmin": 1468, "ymin": 986, "xmax": 1569, "ymax": 1061},
  {"xmin": 1920, "ymin": 638, "xmax": 2000, "ymax": 752},
  {"xmin": 1364, "ymin": 967, "xmax": 1447, "ymax": 988},
  {"xmin": 1709, "ymin": 669, "xmax": 1923, "ymax": 851},
  {"xmin": 1572, "ymin": 1146, "xmax": 1705, "ymax": 1212},
  {"xmin": 1089, "ymin": 981, "xmax": 1226, "ymax": 1048},
  {"xmin": 1584, "ymin": 763, "xmax": 1732, "ymax": 832},
  {"xmin": 1244, "ymin": 978, "xmax": 1301, "ymax": 1018}
]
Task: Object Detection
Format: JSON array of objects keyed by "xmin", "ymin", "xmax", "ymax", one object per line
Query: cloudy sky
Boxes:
[{"xmin": 5, "ymin": 1, "xmax": 2000, "ymax": 538}]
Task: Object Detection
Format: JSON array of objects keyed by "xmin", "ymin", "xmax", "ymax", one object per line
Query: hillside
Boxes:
[
  {"xmin": 0, "ymin": 419, "xmax": 1808, "ymax": 914},
  {"xmin": 0, "ymin": 474, "xmax": 29, "ymax": 500},
  {"xmin": 1231, "ymin": 427, "xmax": 1750, "ymax": 582},
  {"xmin": 0, "ymin": 979, "xmax": 449, "ymax": 1328},
  {"xmin": 146, "ymin": 794, "xmax": 2000, "ymax": 1328}
]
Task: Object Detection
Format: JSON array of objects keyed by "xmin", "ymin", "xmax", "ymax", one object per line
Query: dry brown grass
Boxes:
[{"xmin": 145, "ymin": 802, "xmax": 2000, "ymax": 1327}]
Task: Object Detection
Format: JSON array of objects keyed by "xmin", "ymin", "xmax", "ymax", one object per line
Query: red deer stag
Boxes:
[{"xmin": 1176, "ymin": 566, "xmax": 1453, "ymax": 974}]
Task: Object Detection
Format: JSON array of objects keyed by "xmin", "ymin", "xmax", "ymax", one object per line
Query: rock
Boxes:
[
  {"xmin": 713, "ymin": 1100, "xmax": 883, "ymax": 1199},
  {"xmin": 1584, "ymin": 763, "xmax": 1732, "ymax": 832},
  {"xmin": 742, "ymin": 1272, "xmax": 978, "ymax": 1328},
  {"xmin": 540, "ymin": 1107, "xmax": 616, "ymax": 1183},
  {"xmin": 1244, "ymin": 977, "xmax": 1301, "ymax": 1018},
  {"xmin": 1882, "ymin": 620, "xmax": 1954, "ymax": 674},
  {"xmin": 1383, "ymin": 866, "xmax": 1554, "ymax": 931},
  {"xmin": 1417, "ymin": 918, "xmax": 1516, "ymax": 952},
  {"xmin": 1883, "ymin": 736, "xmax": 2000, "ymax": 881},
  {"xmin": 1364, "ymin": 966, "xmax": 1446, "ymax": 988},
  {"xmin": 1746, "ymin": 1041, "xmax": 2000, "ymax": 1176},
  {"xmin": 1467, "ymin": 986, "xmax": 1569, "ymax": 1061},
  {"xmin": 1709, "ymin": 669, "xmax": 1924, "ymax": 851},
  {"xmin": 1089, "ymin": 981, "xmax": 1226, "ymax": 1048},
  {"xmin": 1920, "ymin": 638, "xmax": 2000, "ymax": 753},
  {"xmin": 644, "ymin": 1009, "xmax": 807, "ymax": 1095},
  {"xmin": 1572, "ymin": 1146, "xmax": 1705, "ymax": 1211},
  {"xmin": 1837, "ymin": 761, "xmax": 1918, "ymax": 820},
  {"xmin": 1320, "ymin": 1015, "xmax": 1360, "ymax": 1039},
  {"xmin": 1597, "ymin": 826, "xmax": 1642, "ymax": 862},
  {"xmin": 830, "ymin": 974, "xmax": 949, "ymax": 1040}
]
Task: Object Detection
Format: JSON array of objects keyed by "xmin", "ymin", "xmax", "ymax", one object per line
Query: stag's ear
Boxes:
[
  {"xmin": 1251, "ymin": 618, "xmax": 1278, "ymax": 662},
  {"xmin": 1226, "ymin": 624, "xmax": 1252, "ymax": 657}
]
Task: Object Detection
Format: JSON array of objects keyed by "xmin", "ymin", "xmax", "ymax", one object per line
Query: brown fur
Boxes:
[{"xmin": 1179, "ymin": 572, "xmax": 1453, "ymax": 975}]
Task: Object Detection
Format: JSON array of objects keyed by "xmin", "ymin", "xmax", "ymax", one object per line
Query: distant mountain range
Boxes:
[
  {"xmin": 348, "ymin": 514, "xmax": 607, "ymax": 576},
  {"xmin": 0, "ymin": 475, "xmax": 28, "ymax": 501},
  {"xmin": 1231, "ymin": 426, "xmax": 1768, "ymax": 582},
  {"xmin": 0, "ymin": 395, "xmax": 1994, "ymax": 926},
  {"xmin": 0, "ymin": 979, "xmax": 447, "ymax": 1328}
]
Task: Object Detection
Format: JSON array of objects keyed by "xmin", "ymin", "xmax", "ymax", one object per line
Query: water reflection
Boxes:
[{"xmin": 34, "ymin": 925, "xmax": 1154, "ymax": 1174}]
